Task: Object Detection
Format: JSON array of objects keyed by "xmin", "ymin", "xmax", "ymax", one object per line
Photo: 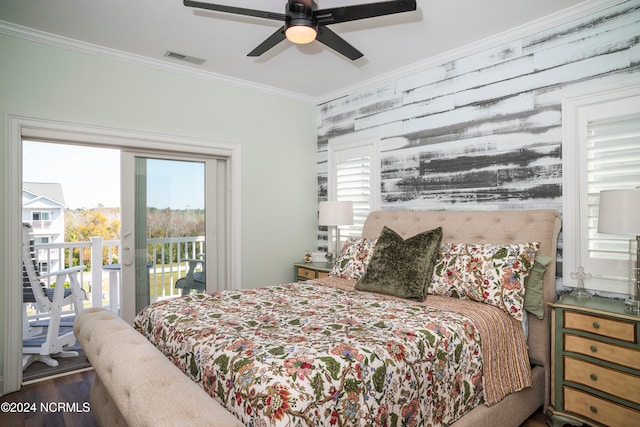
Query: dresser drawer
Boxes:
[
  {"xmin": 564, "ymin": 333, "xmax": 640, "ymax": 370},
  {"xmin": 317, "ymin": 271, "xmax": 329, "ymax": 279},
  {"xmin": 564, "ymin": 311, "xmax": 636, "ymax": 343},
  {"xmin": 564, "ymin": 357, "xmax": 640, "ymax": 405},
  {"xmin": 564, "ymin": 387, "xmax": 640, "ymax": 427},
  {"xmin": 296, "ymin": 267, "xmax": 316, "ymax": 280}
]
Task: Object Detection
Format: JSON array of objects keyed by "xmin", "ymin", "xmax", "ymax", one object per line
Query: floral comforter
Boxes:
[{"xmin": 133, "ymin": 278, "xmax": 530, "ymax": 426}]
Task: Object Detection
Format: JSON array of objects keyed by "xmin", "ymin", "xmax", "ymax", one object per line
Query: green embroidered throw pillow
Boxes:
[{"xmin": 355, "ymin": 226, "xmax": 443, "ymax": 301}]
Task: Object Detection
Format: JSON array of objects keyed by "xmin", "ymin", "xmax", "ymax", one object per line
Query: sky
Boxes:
[
  {"xmin": 23, "ymin": 141, "xmax": 205, "ymax": 210},
  {"xmin": 146, "ymin": 158, "xmax": 204, "ymax": 210}
]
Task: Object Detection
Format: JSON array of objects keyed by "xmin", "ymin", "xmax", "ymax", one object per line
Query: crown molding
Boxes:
[
  {"xmin": 0, "ymin": 0, "xmax": 626, "ymax": 106},
  {"xmin": 0, "ymin": 20, "xmax": 316, "ymax": 104},
  {"xmin": 316, "ymin": 0, "xmax": 627, "ymax": 104}
]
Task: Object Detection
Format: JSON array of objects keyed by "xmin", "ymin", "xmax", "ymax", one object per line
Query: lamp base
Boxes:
[
  {"xmin": 624, "ymin": 296, "xmax": 640, "ymax": 314},
  {"xmin": 626, "ymin": 238, "xmax": 638, "ymax": 314}
]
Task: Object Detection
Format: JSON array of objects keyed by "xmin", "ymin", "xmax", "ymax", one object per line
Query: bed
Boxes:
[{"xmin": 130, "ymin": 209, "xmax": 561, "ymax": 427}]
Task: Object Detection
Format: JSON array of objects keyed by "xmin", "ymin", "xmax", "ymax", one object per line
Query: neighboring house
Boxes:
[{"xmin": 21, "ymin": 182, "xmax": 67, "ymax": 273}]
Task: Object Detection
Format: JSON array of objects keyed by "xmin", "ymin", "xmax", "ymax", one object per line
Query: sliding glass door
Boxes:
[
  {"xmin": 120, "ymin": 152, "xmax": 227, "ymax": 322},
  {"xmin": 4, "ymin": 115, "xmax": 239, "ymax": 394}
]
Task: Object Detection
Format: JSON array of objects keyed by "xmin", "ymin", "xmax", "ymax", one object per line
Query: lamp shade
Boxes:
[
  {"xmin": 319, "ymin": 201, "xmax": 353, "ymax": 226},
  {"xmin": 598, "ymin": 189, "xmax": 640, "ymax": 235}
]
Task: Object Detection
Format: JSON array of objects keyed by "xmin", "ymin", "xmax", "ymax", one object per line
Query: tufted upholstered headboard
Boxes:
[{"xmin": 362, "ymin": 209, "xmax": 562, "ymax": 408}]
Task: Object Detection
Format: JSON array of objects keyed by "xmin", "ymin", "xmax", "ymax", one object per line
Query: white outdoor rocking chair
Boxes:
[{"xmin": 22, "ymin": 223, "xmax": 86, "ymax": 370}]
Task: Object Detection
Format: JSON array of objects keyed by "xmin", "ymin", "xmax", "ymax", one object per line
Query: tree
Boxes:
[
  {"xmin": 65, "ymin": 206, "xmax": 204, "ymax": 266},
  {"xmin": 65, "ymin": 207, "xmax": 120, "ymax": 267}
]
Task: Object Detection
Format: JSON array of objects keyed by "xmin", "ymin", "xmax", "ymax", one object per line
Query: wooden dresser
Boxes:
[
  {"xmin": 548, "ymin": 295, "xmax": 640, "ymax": 427},
  {"xmin": 293, "ymin": 262, "xmax": 332, "ymax": 282}
]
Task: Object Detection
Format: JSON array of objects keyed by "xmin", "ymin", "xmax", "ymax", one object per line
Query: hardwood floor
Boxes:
[
  {"xmin": 2, "ymin": 369, "xmax": 548, "ymax": 426},
  {"xmin": 0, "ymin": 369, "xmax": 98, "ymax": 427},
  {"xmin": 521, "ymin": 408, "xmax": 548, "ymax": 427}
]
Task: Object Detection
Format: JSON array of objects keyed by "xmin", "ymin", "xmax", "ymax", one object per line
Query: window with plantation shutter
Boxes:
[
  {"xmin": 327, "ymin": 139, "xmax": 380, "ymax": 249},
  {"xmin": 563, "ymin": 83, "xmax": 640, "ymax": 294},
  {"xmin": 587, "ymin": 114, "xmax": 640, "ymax": 288}
]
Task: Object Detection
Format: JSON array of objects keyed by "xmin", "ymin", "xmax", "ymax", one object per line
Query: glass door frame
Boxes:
[{"xmin": 3, "ymin": 114, "xmax": 241, "ymax": 393}]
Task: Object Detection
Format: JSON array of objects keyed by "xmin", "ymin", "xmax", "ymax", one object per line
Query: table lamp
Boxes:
[
  {"xmin": 319, "ymin": 201, "xmax": 353, "ymax": 261},
  {"xmin": 598, "ymin": 188, "xmax": 640, "ymax": 314}
]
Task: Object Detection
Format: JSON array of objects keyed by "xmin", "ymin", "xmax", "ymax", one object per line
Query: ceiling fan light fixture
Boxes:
[
  {"xmin": 285, "ymin": 24, "xmax": 317, "ymax": 44},
  {"xmin": 184, "ymin": 0, "xmax": 417, "ymax": 60}
]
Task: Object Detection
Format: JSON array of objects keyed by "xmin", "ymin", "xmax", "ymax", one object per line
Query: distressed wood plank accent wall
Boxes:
[{"xmin": 316, "ymin": 1, "xmax": 640, "ymax": 259}]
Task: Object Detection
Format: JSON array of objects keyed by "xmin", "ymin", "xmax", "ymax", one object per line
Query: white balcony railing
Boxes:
[{"xmin": 27, "ymin": 235, "xmax": 205, "ymax": 321}]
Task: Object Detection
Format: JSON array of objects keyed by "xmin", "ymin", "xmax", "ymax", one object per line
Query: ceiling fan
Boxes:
[{"xmin": 183, "ymin": 0, "xmax": 417, "ymax": 60}]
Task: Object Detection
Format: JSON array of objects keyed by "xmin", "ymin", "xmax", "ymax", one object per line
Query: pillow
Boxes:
[
  {"xmin": 329, "ymin": 237, "xmax": 377, "ymax": 280},
  {"xmin": 429, "ymin": 242, "xmax": 540, "ymax": 321},
  {"xmin": 355, "ymin": 226, "xmax": 443, "ymax": 301},
  {"xmin": 523, "ymin": 254, "xmax": 551, "ymax": 320}
]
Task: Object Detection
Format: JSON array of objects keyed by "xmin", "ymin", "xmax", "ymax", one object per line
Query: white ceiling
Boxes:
[{"xmin": 1, "ymin": 0, "xmax": 593, "ymax": 103}]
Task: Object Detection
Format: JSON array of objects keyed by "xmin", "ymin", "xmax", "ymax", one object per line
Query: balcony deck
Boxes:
[{"xmin": 25, "ymin": 235, "xmax": 205, "ymax": 322}]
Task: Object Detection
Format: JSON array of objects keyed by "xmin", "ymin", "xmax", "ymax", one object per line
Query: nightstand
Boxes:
[
  {"xmin": 547, "ymin": 295, "xmax": 640, "ymax": 427},
  {"xmin": 293, "ymin": 262, "xmax": 332, "ymax": 282}
]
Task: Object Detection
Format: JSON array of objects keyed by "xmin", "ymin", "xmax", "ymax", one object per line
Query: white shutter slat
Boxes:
[
  {"xmin": 329, "ymin": 141, "xmax": 378, "ymax": 249},
  {"xmin": 587, "ymin": 113, "xmax": 640, "ymax": 280}
]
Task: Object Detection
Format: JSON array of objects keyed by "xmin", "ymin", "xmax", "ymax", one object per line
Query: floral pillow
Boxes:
[
  {"xmin": 429, "ymin": 242, "xmax": 540, "ymax": 321},
  {"xmin": 329, "ymin": 237, "xmax": 377, "ymax": 280}
]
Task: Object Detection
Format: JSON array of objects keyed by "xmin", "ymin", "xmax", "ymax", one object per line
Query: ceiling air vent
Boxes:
[{"xmin": 164, "ymin": 51, "xmax": 206, "ymax": 65}]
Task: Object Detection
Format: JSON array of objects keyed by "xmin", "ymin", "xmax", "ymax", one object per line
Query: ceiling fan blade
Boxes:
[
  {"xmin": 315, "ymin": 26, "xmax": 363, "ymax": 61},
  {"xmin": 315, "ymin": 0, "xmax": 416, "ymax": 25},
  {"xmin": 247, "ymin": 26, "xmax": 287, "ymax": 57},
  {"xmin": 183, "ymin": 0, "xmax": 285, "ymax": 21}
]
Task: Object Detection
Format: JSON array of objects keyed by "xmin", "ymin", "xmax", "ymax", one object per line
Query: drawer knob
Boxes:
[
  {"xmin": 590, "ymin": 373, "xmax": 598, "ymax": 381},
  {"xmin": 589, "ymin": 345, "xmax": 597, "ymax": 352},
  {"xmin": 590, "ymin": 406, "xmax": 598, "ymax": 414},
  {"xmin": 592, "ymin": 321, "xmax": 600, "ymax": 329}
]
